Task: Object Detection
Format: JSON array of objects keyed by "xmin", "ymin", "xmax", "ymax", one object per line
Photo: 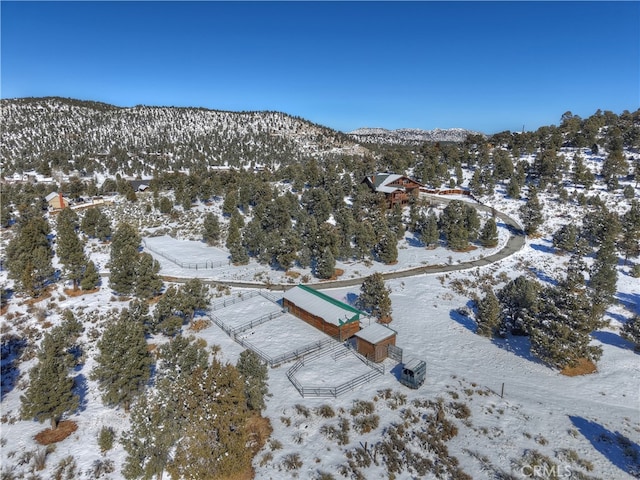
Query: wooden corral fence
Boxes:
[
  {"xmin": 286, "ymin": 343, "xmax": 385, "ymax": 398},
  {"xmin": 142, "ymin": 239, "xmax": 230, "ymax": 270},
  {"xmin": 210, "ymin": 290, "xmax": 262, "ymax": 311}
]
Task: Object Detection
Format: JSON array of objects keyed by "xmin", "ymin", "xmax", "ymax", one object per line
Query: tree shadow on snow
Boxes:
[
  {"xmin": 1, "ymin": 336, "xmax": 27, "ymax": 401},
  {"xmin": 345, "ymin": 293, "xmax": 359, "ymax": 307},
  {"xmin": 617, "ymin": 292, "xmax": 640, "ymax": 316},
  {"xmin": 405, "ymin": 235, "xmax": 424, "ymax": 248},
  {"xmin": 449, "ymin": 308, "xmax": 476, "ymax": 333},
  {"xmin": 528, "ymin": 266, "xmax": 557, "ymax": 286},
  {"xmin": 529, "ymin": 240, "xmax": 555, "ymax": 255},
  {"xmin": 569, "ymin": 416, "xmax": 640, "ymax": 477},
  {"xmin": 490, "ymin": 334, "xmax": 545, "ymax": 365},
  {"xmin": 591, "ymin": 331, "xmax": 636, "ymax": 352},
  {"xmin": 73, "ymin": 373, "xmax": 89, "ymax": 412}
]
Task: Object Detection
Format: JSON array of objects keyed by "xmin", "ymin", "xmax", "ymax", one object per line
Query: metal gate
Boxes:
[{"xmin": 388, "ymin": 344, "xmax": 403, "ymax": 363}]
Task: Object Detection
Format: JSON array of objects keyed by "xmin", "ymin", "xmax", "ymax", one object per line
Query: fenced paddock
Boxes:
[
  {"xmin": 233, "ymin": 313, "xmax": 334, "ymax": 367},
  {"xmin": 209, "ymin": 292, "xmax": 284, "ymax": 333},
  {"xmin": 207, "ymin": 291, "xmax": 332, "ymax": 367},
  {"xmin": 287, "ymin": 343, "xmax": 385, "ymax": 398},
  {"xmin": 207, "ymin": 290, "xmax": 387, "ymax": 394}
]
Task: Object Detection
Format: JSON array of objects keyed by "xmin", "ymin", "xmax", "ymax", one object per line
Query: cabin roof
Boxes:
[
  {"xmin": 354, "ymin": 322, "xmax": 396, "ymax": 344},
  {"xmin": 45, "ymin": 192, "xmax": 60, "ymax": 202},
  {"xmin": 283, "ymin": 285, "xmax": 365, "ymax": 326}
]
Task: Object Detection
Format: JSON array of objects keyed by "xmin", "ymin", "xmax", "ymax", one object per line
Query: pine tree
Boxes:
[
  {"xmin": 439, "ymin": 200, "xmax": 470, "ymax": 250},
  {"xmin": 122, "ymin": 388, "xmax": 178, "ymax": 480},
  {"xmin": 476, "ymin": 289, "xmax": 501, "ymax": 337},
  {"xmin": 465, "ymin": 206, "xmax": 481, "ymax": 241},
  {"xmin": 167, "ymin": 361, "xmax": 251, "ymax": 480},
  {"xmin": 376, "ymin": 229, "xmax": 398, "ymax": 264},
  {"xmin": 202, "ymin": 212, "xmax": 221, "ymax": 246},
  {"xmin": 315, "ymin": 247, "xmax": 336, "ymax": 279},
  {"xmin": 519, "ymin": 187, "xmax": 544, "ymax": 236},
  {"xmin": 589, "ymin": 238, "xmax": 618, "ymax": 318},
  {"xmin": 92, "ymin": 311, "xmax": 152, "ymax": 411},
  {"xmin": 80, "ymin": 260, "xmax": 100, "ymax": 290},
  {"xmin": 109, "ymin": 223, "xmax": 141, "ymax": 295},
  {"xmin": 552, "ymin": 224, "xmax": 579, "ymax": 254},
  {"xmin": 620, "ymin": 200, "xmax": 640, "ymax": 263},
  {"xmin": 479, "ymin": 218, "xmax": 499, "ymax": 248},
  {"xmin": 179, "ymin": 278, "xmax": 211, "ymax": 321},
  {"xmin": 506, "ymin": 175, "xmax": 521, "ymax": 199},
  {"xmin": 81, "ymin": 207, "xmax": 111, "ymax": 241},
  {"xmin": 357, "ymin": 273, "xmax": 392, "ymax": 322},
  {"xmin": 497, "ymin": 276, "xmax": 540, "ymax": 335},
  {"xmin": 57, "ymin": 207, "xmax": 88, "ymax": 290},
  {"xmin": 419, "ymin": 211, "xmax": 440, "ymax": 248},
  {"xmin": 621, "ymin": 316, "xmax": 640, "ymax": 352},
  {"xmin": 6, "ymin": 214, "xmax": 54, "ymax": 297},
  {"xmin": 156, "ymin": 334, "xmax": 209, "ymax": 383},
  {"xmin": 529, "ymin": 284, "xmax": 603, "ymax": 369},
  {"xmin": 353, "ymin": 221, "xmax": 376, "ymax": 260},
  {"xmin": 134, "ymin": 252, "xmax": 163, "ymax": 299},
  {"xmin": 236, "ymin": 349, "xmax": 269, "ymax": 412},
  {"xmin": 21, "ymin": 328, "xmax": 79, "ymax": 429}
]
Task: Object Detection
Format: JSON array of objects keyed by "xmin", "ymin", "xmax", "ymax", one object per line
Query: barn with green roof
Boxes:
[{"xmin": 282, "ymin": 285, "xmax": 366, "ymax": 340}]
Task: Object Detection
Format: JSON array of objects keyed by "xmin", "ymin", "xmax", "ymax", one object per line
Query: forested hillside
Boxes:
[
  {"xmin": 1, "ymin": 101, "xmax": 639, "ymax": 479},
  {"xmin": 0, "ymin": 97, "xmax": 367, "ymax": 176}
]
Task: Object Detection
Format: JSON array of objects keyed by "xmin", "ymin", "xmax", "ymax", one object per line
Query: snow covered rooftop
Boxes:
[
  {"xmin": 283, "ymin": 285, "xmax": 365, "ymax": 326},
  {"xmin": 45, "ymin": 192, "xmax": 60, "ymax": 202},
  {"xmin": 354, "ymin": 322, "xmax": 397, "ymax": 344}
]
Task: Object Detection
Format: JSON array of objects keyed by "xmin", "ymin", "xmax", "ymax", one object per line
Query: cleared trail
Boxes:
[{"xmin": 158, "ymin": 194, "xmax": 527, "ymax": 291}]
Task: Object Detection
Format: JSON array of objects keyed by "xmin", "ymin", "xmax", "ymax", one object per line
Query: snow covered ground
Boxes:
[{"xmin": 1, "ymin": 146, "xmax": 639, "ymax": 479}]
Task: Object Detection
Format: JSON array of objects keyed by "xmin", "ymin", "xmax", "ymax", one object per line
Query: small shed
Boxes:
[
  {"xmin": 45, "ymin": 192, "xmax": 69, "ymax": 210},
  {"xmin": 282, "ymin": 285, "xmax": 365, "ymax": 340},
  {"xmin": 353, "ymin": 323, "xmax": 397, "ymax": 362},
  {"xmin": 400, "ymin": 358, "xmax": 426, "ymax": 389}
]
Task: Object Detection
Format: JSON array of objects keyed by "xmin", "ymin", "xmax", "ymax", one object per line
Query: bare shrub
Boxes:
[
  {"xmin": 315, "ymin": 404, "xmax": 335, "ymax": 418},
  {"xmin": 53, "ymin": 456, "xmax": 78, "ymax": 480},
  {"xmin": 294, "ymin": 404, "xmax": 311, "ymax": 418},
  {"xmin": 353, "ymin": 414, "xmax": 380, "ymax": 434},
  {"xmin": 259, "ymin": 452, "xmax": 273, "ymax": 467},
  {"xmin": 449, "ymin": 401, "xmax": 471, "ymax": 420},
  {"xmin": 91, "ymin": 459, "xmax": 115, "ymax": 477},
  {"xmin": 350, "ymin": 400, "xmax": 374, "ymax": 416},
  {"xmin": 282, "ymin": 453, "xmax": 303, "ymax": 471}
]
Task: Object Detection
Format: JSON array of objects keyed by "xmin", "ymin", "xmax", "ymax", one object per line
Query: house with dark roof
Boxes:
[
  {"xmin": 363, "ymin": 173, "xmax": 423, "ymax": 208},
  {"xmin": 282, "ymin": 285, "xmax": 367, "ymax": 341}
]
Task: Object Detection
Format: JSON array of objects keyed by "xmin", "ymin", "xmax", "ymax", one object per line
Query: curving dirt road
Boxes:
[{"xmin": 160, "ymin": 195, "xmax": 526, "ymax": 291}]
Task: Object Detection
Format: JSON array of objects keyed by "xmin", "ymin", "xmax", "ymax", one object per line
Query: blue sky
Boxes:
[{"xmin": 1, "ymin": 1, "xmax": 638, "ymax": 134}]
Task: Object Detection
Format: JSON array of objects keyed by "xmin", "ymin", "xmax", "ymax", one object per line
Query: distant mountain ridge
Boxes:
[
  {"xmin": 348, "ymin": 127, "xmax": 485, "ymax": 144},
  {"xmin": 0, "ymin": 97, "xmax": 368, "ymax": 177}
]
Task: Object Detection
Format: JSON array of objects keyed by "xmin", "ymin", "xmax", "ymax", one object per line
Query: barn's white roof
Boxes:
[
  {"xmin": 45, "ymin": 192, "xmax": 59, "ymax": 202},
  {"xmin": 354, "ymin": 322, "xmax": 396, "ymax": 344},
  {"xmin": 283, "ymin": 285, "xmax": 364, "ymax": 326}
]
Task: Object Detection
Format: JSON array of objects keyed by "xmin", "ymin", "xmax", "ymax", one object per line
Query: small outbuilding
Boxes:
[
  {"xmin": 353, "ymin": 322, "xmax": 397, "ymax": 362},
  {"xmin": 282, "ymin": 285, "xmax": 365, "ymax": 341}
]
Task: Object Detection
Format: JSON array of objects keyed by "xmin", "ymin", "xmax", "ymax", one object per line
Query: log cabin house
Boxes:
[
  {"xmin": 363, "ymin": 173, "xmax": 423, "ymax": 208},
  {"xmin": 282, "ymin": 285, "xmax": 366, "ymax": 341}
]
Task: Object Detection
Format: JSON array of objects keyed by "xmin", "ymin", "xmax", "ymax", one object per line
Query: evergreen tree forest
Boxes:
[{"xmin": 1, "ymin": 100, "xmax": 639, "ymax": 477}]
